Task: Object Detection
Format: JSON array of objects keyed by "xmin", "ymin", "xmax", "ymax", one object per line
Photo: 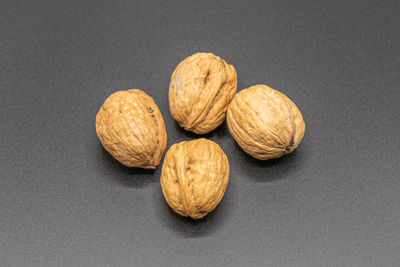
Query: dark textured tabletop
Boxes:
[{"xmin": 1, "ymin": 0, "xmax": 399, "ymax": 266}]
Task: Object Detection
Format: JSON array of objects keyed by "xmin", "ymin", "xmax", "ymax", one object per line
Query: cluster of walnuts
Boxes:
[{"xmin": 96, "ymin": 52, "xmax": 305, "ymax": 219}]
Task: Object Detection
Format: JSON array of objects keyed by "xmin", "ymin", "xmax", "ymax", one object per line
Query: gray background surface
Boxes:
[{"xmin": 1, "ymin": 0, "xmax": 399, "ymax": 266}]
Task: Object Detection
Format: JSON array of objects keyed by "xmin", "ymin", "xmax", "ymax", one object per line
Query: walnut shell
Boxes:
[
  {"xmin": 160, "ymin": 138, "xmax": 229, "ymax": 219},
  {"xmin": 96, "ymin": 89, "xmax": 167, "ymax": 169},
  {"xmin": 169, "ymin": 52, "xmax": 237, "ymax": 134},
  {"xmin": 227, "ymin": 84, "xmax": 305, "ymax": 160}
]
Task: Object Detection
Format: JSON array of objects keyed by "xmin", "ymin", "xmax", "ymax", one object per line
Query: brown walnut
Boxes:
[
  {"xmin": 160, "ymin": 138, "xmax": 230, "ymax": 219},
  {"xmin": 169, "ymin": 52, "xmax": 237, "ymax": 134},
  {"xmin": 96, "ymin": 89, "xmax": 167, "ymax": 169},
  {"xmin": 227, "ymin": 84, "xmax": 305, "ymax": 160}
]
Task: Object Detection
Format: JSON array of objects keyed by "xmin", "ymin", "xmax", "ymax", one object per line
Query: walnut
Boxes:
[
  {"xmin": 160, "ymin": 138, "xmax": 229, "ymax": 219},
  {"xmin": 96, "ymin": 89, "xmax": 167, "ymax": 169},
  {"xmin": 227, "ymin": 84, "xmax": 305, "ymax": 160},
  {"xmin": 169, "ymin": 52, "xmax": 237, "ymax": 134}
]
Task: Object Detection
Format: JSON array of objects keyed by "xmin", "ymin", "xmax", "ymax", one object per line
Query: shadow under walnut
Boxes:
[
  {"xmin": 97, "ymin": 144, "xmax": 158, "ymax": 188},
  {"xmin": 153, "ymin": 185, "xmax": 234, "ymax": 238},
  {"xmin": 232, "ymin": 141, "xmax": 307, "ymax": 183}
]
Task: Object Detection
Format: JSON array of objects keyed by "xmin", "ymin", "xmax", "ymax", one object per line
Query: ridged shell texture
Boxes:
[
  {"xmin": 169, "ymin": 52, "xmax": 237, "ymax": 134},
  {"xmin": 227, "ymin": 84, "xmax": 305, "ymax": 160},
  {"xmin": 160, "ymin": 138, "xmax": 230, "ymax": 219},
  {"xmin": 96, "ymin": 89, "xmax": 167, "ymax": 168}
]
